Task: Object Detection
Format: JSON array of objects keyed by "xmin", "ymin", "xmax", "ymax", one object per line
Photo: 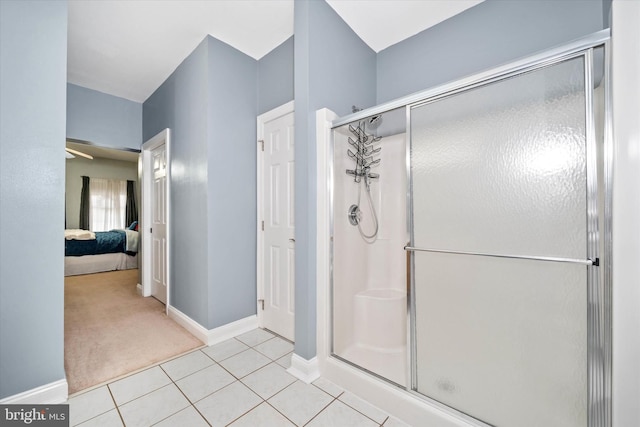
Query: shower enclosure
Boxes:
[{"xmin": 329, "ymin": 33, "xmax": 610, "ymax": 427}]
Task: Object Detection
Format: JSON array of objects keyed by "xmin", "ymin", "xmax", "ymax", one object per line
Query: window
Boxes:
[{"xmin": 89, "ymin": 178, "xmax": 127, "ymax": 231}]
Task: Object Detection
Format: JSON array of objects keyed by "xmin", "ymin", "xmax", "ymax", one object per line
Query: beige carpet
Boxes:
[{"xmin": 65, "ymin": 269, "xmax": 203, "ymax": 394}]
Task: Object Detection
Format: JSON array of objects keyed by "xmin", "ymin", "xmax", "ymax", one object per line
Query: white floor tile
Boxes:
[
  {"xmin": 312, "ymin": 378, "xmax": 344, "ymax": 398},
  {"xmin": 235, "ymin": 328, "xmax": 275, "ymax": 347},
  {"xmin": 241, "ymin": 363, "xmax": 296, "ymax": 399},
  {"xmin": 383, "ymin": 416, "xmax": 412, "ymax": 427},
  {"xmin": 175, "ymin": 364, "xmax": 236, "ymax": 403},
  {"xmin": 68, "ymin": 386, "xmax": 116, "ymax": 426},
  {"xmin": 219, "ymin": 348, "xmax": 271, "ymax": 378},
  {"xmin": 307, "ymin": 400, "xmax": 378, "ymax": 427},
  {"xmin": 160, "ymin": 350, "xmax": 214, "ymax": 381},
  {"xmin": 275, "ymin": 352, "xmax": 292, "ymax": 369},
  {"xmin": 195, "ymin": 381, "xmax": 262, "ymax": 426},
  {"xmin": 267, "ymin": 381, "xmax": 333, "ymax": 426},
  {"xmin": 118, "ymin": 384, "xmax": 190, "ymax": 427},
  {"xmin": 339, "ymin": 391, "xmax": 389, "ymax": 424},
  {"xmin": 202, "ymin": 338, "xmax": 249, "ymax": 362},
  {"xmin": 253, "ymin": 337, "xmax": 295, "ymax": 360},
  {"xmin": 153, "ymin": 406, "xmax": 209, "ymax": 427},
  {"xmin": 76, "ymin": 409, "xmax": 123, "ymax": 427},
  {"xmin": 228, "ymin": 402, "xmax": 295, "ymax": 427},
  {"xmin": 108, "ymin": 366, "xmax": 171, "ymax": 406}
]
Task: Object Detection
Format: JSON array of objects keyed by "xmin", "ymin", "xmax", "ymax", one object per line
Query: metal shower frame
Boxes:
[{"xmin": 328, "ymin": 29, "xmax": 612, "ymax": 427}]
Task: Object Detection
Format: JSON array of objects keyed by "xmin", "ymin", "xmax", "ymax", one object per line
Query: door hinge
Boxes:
[
  {"xmin": 261, "ymin": 221, "xmax": 264, "ymax": 231},
  {"xmin": 259, "ymin": 139, "xmax": 264, "ymax": 151},
  {"xmin": 150, "ymin": 227, "xmax": 153, "ymax": 233},
  {"xmin": 258, "ymin": 299, "xmax": 264, "ymax": 310}
]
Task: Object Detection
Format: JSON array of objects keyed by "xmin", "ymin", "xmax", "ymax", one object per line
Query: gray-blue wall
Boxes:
[
  {"xmin": 0, "ymin": 0, "xmax": 67, "ymax": 399},
  {"xmin": 67, "ymin": 83, "xmax": 142, "ymax": 150},
  {"xmin": 293, "ymin": 0, "xmax": 376, "ymax": 359},
  {"xmin": 143, "ymin": 36, "xmax": 258, "ymax": 330},
  {"xmin": 292, "ymin": 0, "xmax": 608, "ymax": 361},
  {"xmin": 258, "ymin": 37, "xmax": 294, "ymax": 115},
  {"xmin": 377, "ymin": 0, "xmax": 607, "ymax": 103},
  {"xmin": 207, "ymin": 37, "xmax": 258, "ymax": 328},
  {"xmin": 144, "ymin": 39, "xmax": 210, "ymax": 327}
]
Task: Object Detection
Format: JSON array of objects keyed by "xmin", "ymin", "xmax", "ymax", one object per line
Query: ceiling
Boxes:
[
  {"xmin": 68, "ymin": 0, "xmax": 483, "ymax": 104},
  {"xmin": 66, "ymin": 140, "xmax": 140, "ymax": 163}
]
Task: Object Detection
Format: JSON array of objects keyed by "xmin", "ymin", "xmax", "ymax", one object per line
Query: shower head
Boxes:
[{"xmin": 368, "ymin": 115, "xmax": 382, "ymax": 129}]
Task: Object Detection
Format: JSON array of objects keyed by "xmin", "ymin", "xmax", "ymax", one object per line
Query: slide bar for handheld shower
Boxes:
[{"xmin": 404, "ymin": 246, "xmax": 597, "ymax": 266}]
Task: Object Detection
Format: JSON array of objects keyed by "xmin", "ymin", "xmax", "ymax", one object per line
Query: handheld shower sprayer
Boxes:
[{"xmin": 345, "ymin": 116, "xmax": 382, "ymax": 241}]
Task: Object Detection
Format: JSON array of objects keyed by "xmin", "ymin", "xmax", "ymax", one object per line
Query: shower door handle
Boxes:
[{"xmin": 403, "ymin": 246, "xmax": 598, "ymax": 266}]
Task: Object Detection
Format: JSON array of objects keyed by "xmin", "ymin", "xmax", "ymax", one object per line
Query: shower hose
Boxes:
[{"xmin": 357, "ymin": 176, "xmax": 379, "ymax": 240}]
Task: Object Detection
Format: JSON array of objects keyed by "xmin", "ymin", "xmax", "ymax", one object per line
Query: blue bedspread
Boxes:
[{"xmin": 65, "ymin": 230, "xmax": 127, "ymax": 257}]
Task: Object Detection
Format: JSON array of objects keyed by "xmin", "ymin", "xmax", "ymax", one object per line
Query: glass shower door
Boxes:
[{"xmin": 410, "ymin": 56, "xmax": 595, "ymax": 426}]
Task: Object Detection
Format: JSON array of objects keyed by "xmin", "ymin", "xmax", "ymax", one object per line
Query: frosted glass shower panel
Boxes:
[
  {"xmin": 411, "ymin": 57, "xmax": 590, "ymax": 426},
  {"xmin": 414, "ymin": 252, "xmax": 587, "ymax": 427},
  {"xmin": 411, "ymin": 57, "xmax": 587, "ymax": 259}
]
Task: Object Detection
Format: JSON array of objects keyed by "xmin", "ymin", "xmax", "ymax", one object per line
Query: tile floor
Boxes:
[{"xmin": 67, "ymin": 328, "xmax": 411, "ymax": 427}]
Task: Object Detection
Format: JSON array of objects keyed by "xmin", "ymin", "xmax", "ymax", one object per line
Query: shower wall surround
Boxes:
[{"xmin": 332, "ymin": 111, "xmax": 408, "ymax": 385}]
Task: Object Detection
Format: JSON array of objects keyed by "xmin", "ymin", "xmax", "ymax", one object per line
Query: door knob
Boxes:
[{"xmin": 289, "ymin": 238, "xmax": 295, "ymax": 243}]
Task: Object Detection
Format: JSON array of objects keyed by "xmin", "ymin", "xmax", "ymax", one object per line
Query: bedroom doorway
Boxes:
[
  {"xmin": 257, "ymin": 102, "xmax": 295, "ymax": 341},
  {"xmin": 141, "ymin": 129, "xmax": 171, "ymax": 310}
]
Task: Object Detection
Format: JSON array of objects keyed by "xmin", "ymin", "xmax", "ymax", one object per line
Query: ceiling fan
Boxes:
[{"xmin": 65, "ymin": 146, "xmax": 93, "ymax": 160}]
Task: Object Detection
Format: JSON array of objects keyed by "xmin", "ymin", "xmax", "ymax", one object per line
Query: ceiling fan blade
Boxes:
[{"xmin": 65, "ymin": 147, "xmax": 93, "ymax": 160}]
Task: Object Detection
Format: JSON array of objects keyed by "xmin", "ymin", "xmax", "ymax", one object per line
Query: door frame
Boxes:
[
  {"xmin": 256, "ymin": 101, "xmax": 294, "ymax": 329},
  {"xmin": 141, "ymin": 128, "xmax": 171, "ymax": 314}
]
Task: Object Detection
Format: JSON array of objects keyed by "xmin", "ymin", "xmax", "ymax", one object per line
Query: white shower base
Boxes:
[
  {"xmin": 341, "ymin": 343, "xmax": 407, "ymax": 386},
  {"xmin": 343, "ymin": 288, "xmax": 407, "ymax": 386}
]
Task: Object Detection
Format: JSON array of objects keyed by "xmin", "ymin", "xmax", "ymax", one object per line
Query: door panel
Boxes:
[
  {"xmin": 262, "ymin": 111, "xmax": 295, "ymax": 340},
  {"xmin": 410, "ymin": 56, "xmax": 590, "ymax": 426},
  {"xmin": 151, "ymin": 144, "xmax": 167, "ymax": 304}
]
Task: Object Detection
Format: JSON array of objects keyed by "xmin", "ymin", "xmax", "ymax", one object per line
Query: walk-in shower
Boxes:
[
  {"xmin": 326, "ymin": 31, "xmax": 611, "ymax": 427},
  {"xmin": 333, "ymin": 106, "xmax": 408, "ymax": 385}
]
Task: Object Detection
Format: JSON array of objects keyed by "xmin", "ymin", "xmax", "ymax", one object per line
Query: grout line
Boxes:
[
  {"xmin": 221, "ymin": 387, "xmax": 264, "ymax": 426},
  {"xmin": 106, "ymin": 384, "xmax": 126, "ymax": 427},
  {"xmin": 264, "ymin": 400, "xmax": 299, "ymax": 426},
  {"xmin": 201, "ymin": 337, "xmax": 250, "ymax": 363},
  {"xmin": 261, "ymin": 327, "xmax": 294, "ymax": 345},
  {"xmin": 153, "ymin": 362, "xmax": 211, "ymax": 426},
  {"xmin": 107, "ymin": 368, "xmax": 173, "ymax": 407},
  {"xmin": 159, "ymin": 353, "xmax": 217, "ymax": 383},
  {"xmin": 337, "ymin": 391, "xmax": 388, "ymax": 425},
  {"xmin": 302, "ymin": 394, "xmax": 339, "ymax": 426}
]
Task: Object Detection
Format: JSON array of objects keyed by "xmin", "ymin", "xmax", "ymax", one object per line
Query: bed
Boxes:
[{"xmin": 64, "ymin": 228, "xmax": 139, "ymax": 276}]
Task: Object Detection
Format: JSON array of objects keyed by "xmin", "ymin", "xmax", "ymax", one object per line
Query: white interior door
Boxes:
[
  {"xmin": 151, "ymin": 143, "xmax": 167, "ymax": 304},
  {"xmin": 260, "ymin": 108, "xmax": 295, "ymax": 341}
]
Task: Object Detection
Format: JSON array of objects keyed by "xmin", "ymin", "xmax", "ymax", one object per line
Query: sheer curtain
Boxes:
[{"xmin": 89, "ymin": 178, "xmax": 127, "ymax": 231}]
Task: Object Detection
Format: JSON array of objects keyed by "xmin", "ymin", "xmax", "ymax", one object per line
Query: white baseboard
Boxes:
[
  {"xmin": 167, "ymin": 306, "xmax": 209, "ymax": 345},
  {"xmin": 167, "ymin": 306, "xmax": 258, "ymax": 346},
  {"xmin": 207, "ymin": 315, "xmax": 258, "ymax": 346},
  {"xmin": 287, "ymin": 354, "xmax": 320, "ymax": 384},
  {"xmin": 0, "ymin": 379, "xmax": 68, "ymax": 405},
  {"xmin": 136, "ymin": 283, "xmax": 143, "ymax": 295}
]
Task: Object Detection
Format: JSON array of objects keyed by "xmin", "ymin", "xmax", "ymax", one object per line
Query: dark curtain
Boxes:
[
  {"xmin": 79, "ymin": 176, "xmax": 90, "ymax": 230},
  {"xmin": 126, "ymin": 180, "xmax": 138, "ymax": 227}
]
